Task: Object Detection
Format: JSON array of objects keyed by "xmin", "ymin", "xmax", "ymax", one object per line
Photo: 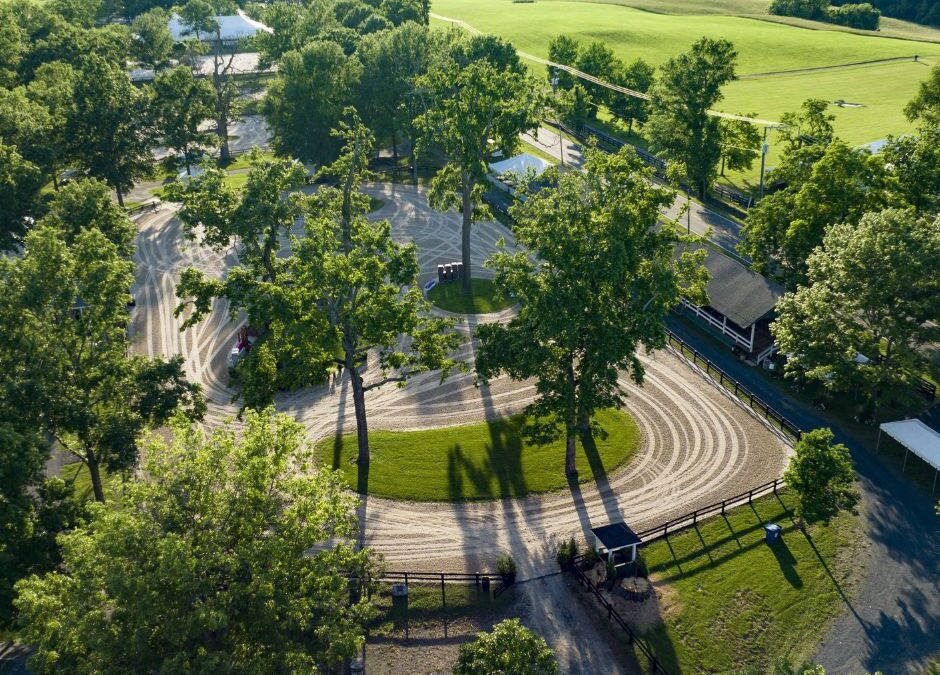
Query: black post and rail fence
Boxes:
[{"xmin": 665, "ymin": 330, "xmax": 804, "ymax": 443}]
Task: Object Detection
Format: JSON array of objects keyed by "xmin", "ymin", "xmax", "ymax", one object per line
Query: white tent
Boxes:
[
  {"xmin": 169, "ymin": 10, "xmax": 272, "ymax": 43},
  {"xmin": 488, "ymin": 153, "xmax": 552, "ymax": 179},
  {"xmin": 877, "ymin": 419, "xmax": 940, "ymax": 494}
]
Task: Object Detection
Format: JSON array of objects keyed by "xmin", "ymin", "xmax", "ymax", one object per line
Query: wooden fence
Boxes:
[
  {"xmin": 665, "ymin": 330, "xmax": 804, "ymax": 443},
  {"xmin": 568, "ymin": 562, "xmax": 672, "ymax": 674}
]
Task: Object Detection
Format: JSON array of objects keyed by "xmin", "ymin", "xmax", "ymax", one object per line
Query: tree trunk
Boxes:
[
  {"xmin": 565, "ymin": 433, "xmax": 577, "ymax": 476},
  {"xmin": 116, "ymin": 187, "xmax": 125, "ymax": 208},
  {"xmin": 565, "ymin": 360, "xmax": 578, "ymax": 477},
  {"xmin": 349, "ymin": 356, "xmax": 370, "ymax": 466},
  {"xmin": 184, "ymin": 144, "xmax": 192, "ymax": 176},
  {"xmin": 217, "ymin": 102, "xmax": 230, "ymax": 164},
  {"xmin": 720, "ymin": 155, "xmax": 726, "ymax": 176},
  {"xmin": 461, "ymin": 182, "xmax": 473, "ymax": 294},
  {"xmin": 87, "ymin": 453, "xmax": 105, "ymax": 503},
  {"xmin": 391, "ymin": 126, "xmax": 399, "ymax": 165}
]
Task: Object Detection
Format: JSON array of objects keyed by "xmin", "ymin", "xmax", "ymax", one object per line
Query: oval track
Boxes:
[{"xmin": 131, "ymin": 183, "xmax": 789, "ymax": 578}]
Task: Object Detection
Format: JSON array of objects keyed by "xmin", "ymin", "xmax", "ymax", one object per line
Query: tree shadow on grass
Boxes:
[{"xmin": 445, "ymin": 417, "xmax": 528, "ymax": 501}]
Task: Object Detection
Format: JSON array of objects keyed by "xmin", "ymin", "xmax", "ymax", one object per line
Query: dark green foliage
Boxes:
[
  {"xmin": 646, "ymin": 37, "xmax": 737, "ymax": 199},
  {"xmin": 768, "ymin": 0, "xmax": 829, "ymax": 20},
  {"xmin": 454, "ymin": 619, "xmax": 557, "ymax": 675},
  {"xmin": 784, "ymin": 428, "xmax": 859, "ymax": 524},
  {"xmin": 263, "ymin": 40, "xmax": 362, "ymax": 165},
  {"xmin": 831, "ymin": 0, "xmax": 938, "ymax": 26},
  {"xmin": 496, "ymin": 555, "xmax": 517, "ymax": 583}
]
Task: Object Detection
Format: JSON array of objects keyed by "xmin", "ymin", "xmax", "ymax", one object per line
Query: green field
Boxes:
[
  {"xmin": 427, "ymin": 277, "xmax": 515, "ymax": 314},
  {"xmin": 432, "ymin": 0, "xmax": 940, "ymax": 154},
  {"xmin": 315, "ymin": 407, "xmax": 639, "ymax": 501},
  {"xmin": 640, "ymin": 489, "xmax": 864, "ymax": 672}
]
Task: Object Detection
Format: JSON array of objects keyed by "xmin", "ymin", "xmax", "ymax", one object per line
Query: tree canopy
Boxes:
[
  {"xmin": 454, "ymin": 619, "xmax": 558, "ymax": 675},
  {"xmin": 263, "ymin": 39, "xmax": 363, "ymax": 165},
  {"xmin": 772, "ymin": 208, "xmax": 940, "ymax": 410},
  {"xmin": 646, "ymin": 37, "xmax": 737, "ymax": 198},
  {"xmin": 15, "ymin": 409, "xmax": 378, "ymax": 674},
  {"xmin": 476, "ymin": 147, "xmax": 707, "ymax": 475},
  {"xmin": 415, "ymin": 50, "xmax": 542, "ymax": 291},
  {"xmin": 784, "ymin": 428, "xmax": 859, "ymax": 524}
]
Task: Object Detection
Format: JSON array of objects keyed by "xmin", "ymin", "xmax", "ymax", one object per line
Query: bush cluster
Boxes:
[{"xmin": 769, "ymin": 0, "xmax": 881, "ymax": 30}]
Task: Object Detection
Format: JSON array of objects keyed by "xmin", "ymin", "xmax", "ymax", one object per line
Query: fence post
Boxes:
[
  {"xmin": 719, "ymin": 372, "xmax": 724, "ymax": 386},
  {"xmin": 734, "ymin": 382, "xmax": 739, "ymax": 396},
  {"xmin": 721, "ymin": 499, "xmax": 726, "ymax": 514}
]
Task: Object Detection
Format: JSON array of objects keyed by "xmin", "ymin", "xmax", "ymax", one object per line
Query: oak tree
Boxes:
[
  {"xmin": 646, "ymin": 37, "xmax": 737, "ymax": 198},
  {"xmin": 476, "ymin": 148, "xmax": 708, "ymax": 475}
]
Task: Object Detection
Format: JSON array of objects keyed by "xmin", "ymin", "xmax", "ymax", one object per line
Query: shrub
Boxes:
[
  {"xmin": 769, "ymin": 0, "xmax": 828, "ymax": 20},
  {"xmin": 827, "ymin": 2, "xmax": 881, "ymax": 29},
  {"xmin": 784, "ymin": 427, "xmax": 860, "ymax": 524},
  {"xmin": 496, "ymin": 555, "xmax": 517, "ymax": 583},
  {"xmin": 454, "ymin": 619, "xmax": 558, "ymax": 675},
  {"xmin": 555, "ymin": 537, "xmax": 579, "ymax": 569}
]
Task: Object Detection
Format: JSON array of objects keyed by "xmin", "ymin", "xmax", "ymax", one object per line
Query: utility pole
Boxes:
[
  {"xmin": 551, "ymin": 72, "xmax": 565, "ymax": 168},
  {"xmin": 759, "ymin": 123, "xmax": 787, "ymax": 199}
]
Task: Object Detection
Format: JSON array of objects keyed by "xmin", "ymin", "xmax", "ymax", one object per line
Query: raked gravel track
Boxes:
[{"xmin": 130, "ymin": 182, "xmax": 789, "ymax": 579}]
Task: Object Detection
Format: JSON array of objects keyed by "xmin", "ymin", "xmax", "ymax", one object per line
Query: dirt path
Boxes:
[{"xmin": 131, "ymin": 183, "xmax": 789, "ymax": 580}]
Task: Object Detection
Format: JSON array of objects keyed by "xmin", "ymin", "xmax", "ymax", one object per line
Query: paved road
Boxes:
[
  {"xmin": 667, "ymin": 316, "xmax": 940, "ymax": 674},
  {"xmin": 521, "ymin": 127, "xmax": 745, "ymax": 252}
]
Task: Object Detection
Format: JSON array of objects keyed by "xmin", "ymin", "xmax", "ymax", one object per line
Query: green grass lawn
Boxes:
[
  {"xmin": 427, "ymin": 277, "xmax": 515, "ymax": 314},
  {"xmin": 315, "ymin": 407, "xmax": 640, "ymax": 500},
  {"xmin": 638, "ymin": 489, "xmax": 864, "ymax": 673},
  {"xmin": 432, "ymin": 0, "xmax": 940, "ymax": 151}
]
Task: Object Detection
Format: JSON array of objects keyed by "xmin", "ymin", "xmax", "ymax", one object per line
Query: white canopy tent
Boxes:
[
  {"xmin": 877, "ymin": 419, "xmax": 940, "ymax": 494},
  {"xmin": 169, "ymin": 10, "xmax": 272, "ymax": 43},
  {"xmin": 488, "ymin": 153, "xmax": 552, "ymax": 180}
]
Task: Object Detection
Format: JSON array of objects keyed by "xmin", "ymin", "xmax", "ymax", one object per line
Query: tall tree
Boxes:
[
  {"xmin": 784, "ymin": 428, "xmax": 859, "ymax": 525},
  {"xmin": 779, "ymin": 97, "xmax": 835, "ymax": 152},
  {"xmin": 738, "ymin": 139, "xmax": 889, "ymax": 288},
  {"xmin": 882, "ymin": 125, "xmax": 940, "ymax": 216},
  {"xmin": 69, "ymin": 55, "xmax": 155, "ymax": 207},
  {"xmin": 25, "ymin": 60, "xmax": 76, "ymax": 188},
  {"xmin": 0, "ymin": 3, "xmax": 26, "ymax": 87},
  {"xmin": 904, "ymin": 63, "xmax": 940, "ymax": 125},
  {"xmin": 610, "ymin": 57, "xmax": 654, "ymax": 132},
  {"xmin": 357, "ymin": 21, "xmax": 431, "ymax": 165},
  {"xmin": 166, "ymin": 149, "xmax": 307, "ymax": 285},
  {"xmin": 718, "ymin": 114, "xmax": 762, "ymax": 175},
  {"xmin": 179, "ymin": 0, "xmax": 239, "ymax": 163},
  {"xmin": 773, "ymin": 209, "xmax": 940, "ymax": 412},
  {"xmin": 152, "ymin": 66, "xmax": 216, "ymax": 175},
  {"xmin": 646, "ymin": 37, "xmax": 737, "ymax": 198},
  {"xmin": 131, "ymin": 8, "xmax": 174, "ymax": 69},
  {"xmin": 0, "ymin": 226, "xmax": 204, "ymax": 502},
  {"xmin": 574, "ymin": 40, "xmax": 620, "ymax": 116},
  {"xmin": 547, "ymin": 34, "xmax": 580, "ymax": 91},
  {"xmin": 415, "ymin": 56, "xmax": 542, "ymax": 292},
  {"xmin": 454, "ymin": 619, "xmax": 558, "ymax": 675},
  {"xmin": 263, "ymin": 40, "xmax": 362, "ymax": 165},
  {"xmin": 14, "ymin": 409, "xmax": 377, "ymax": 674},
  {"xmin": 288, "ymin": 116, "xmax": 460, "ymax": 466},
  {"xmin": 0, "ymin": 143, "xmax": 43, "ymax": 250},
  {"xmin": 38, "ymin": 178, "xmax": 137, "ymax": 256},
  {"xmin": 476, "ymin": 148, "xmax": 708, "ymax": 475}
]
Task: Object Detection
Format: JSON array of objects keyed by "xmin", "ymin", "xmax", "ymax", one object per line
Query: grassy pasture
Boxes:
[
  {"xmin": 639, "ymin": 489, "xmax": 865, "ymax": 672},
  {"xmin": 315, "ymin": 407, "xmax": 640, "ymax": 501},
  {"xmin": 432, "ymin": 0, "xmax": 940, "ymax": 148}
]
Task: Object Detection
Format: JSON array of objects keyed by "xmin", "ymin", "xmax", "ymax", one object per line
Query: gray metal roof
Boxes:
[{"xmin": 682, "ymin": 243, "xmax": 784, "ymax": 328}]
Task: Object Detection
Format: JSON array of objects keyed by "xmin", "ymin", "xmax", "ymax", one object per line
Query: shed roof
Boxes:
[
  {"xmin": 681, "ymin": 243, "xmax": 784, "ymax": 328},
  {"xmin": 592, "ymin": 522, "xmax": 641, "ymax": 551}
]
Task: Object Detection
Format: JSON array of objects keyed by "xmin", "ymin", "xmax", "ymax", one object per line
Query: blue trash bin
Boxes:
[{"xmin": 764, "ymin": 523, "xmax": 782, "ymax": 544}]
